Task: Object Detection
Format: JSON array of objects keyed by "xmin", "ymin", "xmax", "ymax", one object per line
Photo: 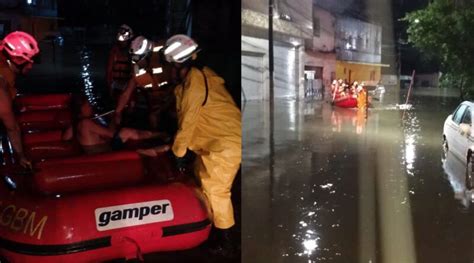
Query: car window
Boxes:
[
  {"xmin": 461, "ymin": 107, "xmax": 471, "ymax": 125},
  {"xmin": 452, "ymin": 104, "xmax": 467, "ymax": 124}
]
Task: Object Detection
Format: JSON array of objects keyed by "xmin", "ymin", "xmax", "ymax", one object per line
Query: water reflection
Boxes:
[
  {"xmin": 330, "ymin": 108, "xmax": 367, "ymax": 135},
  {"xmin": 79, "ymin": 47, "xmax": 107, "ymax": 125},
  {"xmin": 79, "ymin": 47, "xmax": 96, "ymax": 105},
  {"xmin": 402, "ymin": 111, "xmax": 421, "ymax": 176},
  {"xmin": 441, "ymin": 150, "xmax": 473, "ymax": 209},
  {"xmin": 243, "ymin": 94, "xmax": 471, "ymax": 263}
]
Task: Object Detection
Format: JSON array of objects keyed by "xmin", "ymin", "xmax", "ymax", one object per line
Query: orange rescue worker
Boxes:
[
  {"xmin": 106, "ymin": 24, "xmax": 134, "ymax": 102},
  {"xmin": 356, "ymin": 83, "xmax": 368, "ymax": 110},
  {"xmin": 163, "ymin": 34, "xmax": 241, "ymax": 256},
  {"xmin": 115, "ymin": 36, "xmax": 176, "ymax": 133},
  {"xmin": 0, "ymin": 31, "xmax": 40, "ymax": 168}
]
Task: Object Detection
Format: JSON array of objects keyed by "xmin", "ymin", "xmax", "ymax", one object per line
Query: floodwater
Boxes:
[{"xmin": 242, "ymin": 91, "xmax": 474, "ymax": 263}]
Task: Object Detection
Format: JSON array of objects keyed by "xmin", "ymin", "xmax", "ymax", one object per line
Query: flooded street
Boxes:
[{"xmin": 242, "ymin": 91, "xmax": 474, "ymax": 263}]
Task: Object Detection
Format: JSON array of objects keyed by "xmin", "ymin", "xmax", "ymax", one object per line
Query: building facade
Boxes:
[
  {"xmin": 335, "ymin": 17, "xmax": 385, "ymax": 86},
  {"xmin": 304, "ymin": 5, "xmax": 337, "ymax": 99},
  {"xmin": 241, "ymin": 0, "xmax": 312, "ymax": 101},
  {"xmin": 242, "ymin": 0, "xmax": 384, "ymax": 101}
]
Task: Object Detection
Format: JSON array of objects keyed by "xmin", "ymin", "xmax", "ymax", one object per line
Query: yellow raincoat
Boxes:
[
  {"xmin": 357, "ymin": 88, "xmax": 367, "ymax": 110},
  {"xmin": 172, "ymin": 67, "xmax": 241, "ymax": 229}
]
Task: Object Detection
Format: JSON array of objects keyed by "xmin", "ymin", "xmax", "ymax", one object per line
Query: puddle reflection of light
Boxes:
[
  {"xmin": 289, "ymin": 101, "xmax": 295, "ymax": 131},
  {"xmin": 80, "ymin": 48, "xmax": 107, "ymax": 125},
  {"xmin": 405, "ymin": 134, "xmax": 416, "ymax": 174},
  {"xmin": 303, "ymin": 239, "xmax": 318, "ymax": 254},
  {"xmin": 403, "ymin": 113, "xmax": 420, "ymax": 176},
  {"xmin": 80, "ymin": 49, "xmax": 95, "ymax": 106}
]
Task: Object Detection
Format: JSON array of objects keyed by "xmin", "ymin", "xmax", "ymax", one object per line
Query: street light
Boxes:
[{"xmin": 414, "ymin": 18, "xmax": 420, "ymax": 24}]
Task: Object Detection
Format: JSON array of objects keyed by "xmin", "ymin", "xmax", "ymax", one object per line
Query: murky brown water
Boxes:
[{"xmin": 242, "ymin": 91, "xmax": 474, "ymax": 263}]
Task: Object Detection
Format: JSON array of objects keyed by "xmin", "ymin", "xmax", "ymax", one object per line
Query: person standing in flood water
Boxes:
[
  {"xmin": 163, "ymin": 34, "xmax": 241, "ymax": 257},
  {"xmin": 0, "ymin": 31, "xmax": 40, "ymax": 169}
]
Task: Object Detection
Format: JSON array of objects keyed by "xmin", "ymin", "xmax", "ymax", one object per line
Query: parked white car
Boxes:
[
  {"xmin": 442, "ymin": 150, "xmax": 473, "ymax": 208},
  {"xmin": 443, "ymin": 101, "xmax": 474, "ymax": 189}
]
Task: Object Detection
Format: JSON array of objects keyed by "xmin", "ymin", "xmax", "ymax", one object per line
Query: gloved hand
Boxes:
[
  {"xmin": 174, "ymin": 155, "xmax": 188, "ymax": 174},
  {"xmin": 110, "ymin": 129, "xmax": 125, "ymax": 150}
]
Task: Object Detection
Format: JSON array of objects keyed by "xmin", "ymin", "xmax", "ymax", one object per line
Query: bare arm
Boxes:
[
  {"xmin": 114, "ymin": 78, "xmax": 137, "ymax": 125},
  {"xmin": 0, "ymin": 82, "xmax": 30, "ymax": 168},
  {"xmin": 61, "ymin": 125, "xmax": 74, "ymax": 141},
  {"xmin": 119, "ymin": 128, "xmax": 169, "ymax": 142}
]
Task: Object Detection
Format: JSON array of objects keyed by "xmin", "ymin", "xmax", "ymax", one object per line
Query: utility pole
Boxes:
[
  {"xmin": 268, "ymin": 0, "xmax": 275, "ymax": 189},
  {"xmin": 269, "ymin": 0, "xmax": 274, "ymax": 107}
]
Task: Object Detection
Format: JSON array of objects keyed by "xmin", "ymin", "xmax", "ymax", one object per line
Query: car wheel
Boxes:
[{"xmin": 466, "ymin": 153, "xmax": 474, "ymax": 190}]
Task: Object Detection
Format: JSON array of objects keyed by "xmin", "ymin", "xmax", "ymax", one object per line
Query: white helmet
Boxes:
[
  {"xmin": 117, "ymin": 24, "xmax": 133, "ymax": 42},
  {"xmin": 130, "ymin": 36, "xmax": 152, "ymax": 62},
  {"xmin": 163, "ymin": 34, "xmax": 198, "ymax": 63}
]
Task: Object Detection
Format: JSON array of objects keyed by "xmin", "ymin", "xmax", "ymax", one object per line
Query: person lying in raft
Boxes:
[{"xmin": 62, "ymin": 96, "xmax": 169, "ymax": 155}]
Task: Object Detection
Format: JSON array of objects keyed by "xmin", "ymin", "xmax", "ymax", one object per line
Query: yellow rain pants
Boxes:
[{"xmin": 172, "ymin": 67, "xmax": 241, "ymax": 229}]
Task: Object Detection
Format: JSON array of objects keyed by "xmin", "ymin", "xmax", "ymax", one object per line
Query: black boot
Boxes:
[{"xmin": 208, "ymin": 227, "xmax": 236, "ymax": 258}]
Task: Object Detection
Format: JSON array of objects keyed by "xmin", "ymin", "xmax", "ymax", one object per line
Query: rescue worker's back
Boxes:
[{"xmin": 173, "ymin": 67, "xmax": 241, "ymax": 158}]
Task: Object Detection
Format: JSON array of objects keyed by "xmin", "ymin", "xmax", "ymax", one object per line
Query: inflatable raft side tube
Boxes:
[
  {"xmin": 15, "ymin": 94, "xmax": 71, "ymax": 112},
  {"xmin": 162, "ymin": 218, "xmax": 211, "ymax": 237},
  {"xmin": 0, "ymin": 236, "xmax": 111, "ymax": 256},
  {"xmin": 23, "ymin": 130, "xmax": 63, "ymax": 145},
  {"xmin": 0, "ymin": 219, "xmax": 210, "ymax": 256},
  {"xmin": 26, "ymin": 141, "xmax": 82, "ymax": 161}
]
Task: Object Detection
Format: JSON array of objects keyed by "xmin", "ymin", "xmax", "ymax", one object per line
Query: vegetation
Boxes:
[{"xmin": 404, "ymin": 0, "xmax": 474, "ymax": 99}]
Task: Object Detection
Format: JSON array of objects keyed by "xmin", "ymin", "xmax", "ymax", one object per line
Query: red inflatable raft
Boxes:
[
  {"xmin": 333, "ymin": 94, "xmax": 357, "ymax": 108},
  {"xmin": 0, "ymin": 94, "xmax": 211, "ymax": 262}
]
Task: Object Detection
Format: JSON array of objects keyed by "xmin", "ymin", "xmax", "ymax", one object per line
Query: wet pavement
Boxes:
[{"xmin": 242, "ymin": 90, "xmax": 474, "ymax": 263}]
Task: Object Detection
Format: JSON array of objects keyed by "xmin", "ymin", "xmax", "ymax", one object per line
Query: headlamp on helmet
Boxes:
[{"xmin": 117, "ymin": 24, "xmax": 134, "ymax": 42}]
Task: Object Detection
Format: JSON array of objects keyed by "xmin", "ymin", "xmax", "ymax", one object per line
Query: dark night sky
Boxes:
[
  {"xmin": 56, "ymin": 0, "xmax": 240, "ymax": 51},
  {"xmin": 55, "ymin": 0, "xmax": 241, "ymax": 104},
  {"xmin": 57, "ymin": 0, "xmax": 169, "ymax": 38},
  {"xmin": 394, "ymin": 0, "xmax": 439, "ymax": 74}
]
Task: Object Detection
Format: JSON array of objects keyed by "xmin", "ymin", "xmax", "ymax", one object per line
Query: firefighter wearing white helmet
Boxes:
[
  {"xmin": 0, "ymin": 31, "xmax": 40, "ymax": 169},
  {"xmin": 116, "ymin": 24, "xmax": 133, "ymax": 42},
  {"xmin": 115, "ymin": 35, "xmax": 175, "ymax": 133},
  {"xmin": 162, "ymin": 34, "xmax": 241, "ymax": 256},
  {"xmin": 106, "ymin": 24, "xmax": 134, "ymax": 101}
]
